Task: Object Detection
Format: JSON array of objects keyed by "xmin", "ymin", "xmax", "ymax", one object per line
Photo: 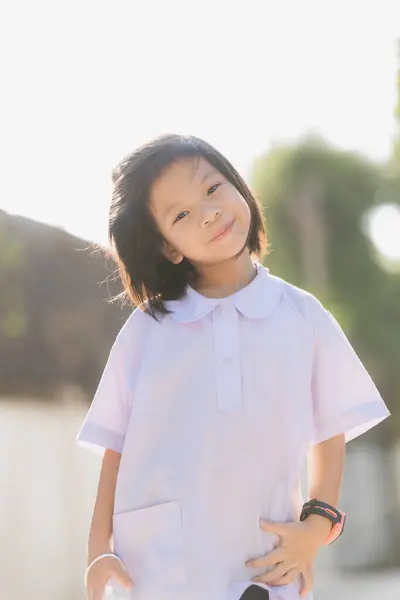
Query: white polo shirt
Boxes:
[{"xmin": 77, "ymin": 264, "xmax": 389, "ymax": 600}]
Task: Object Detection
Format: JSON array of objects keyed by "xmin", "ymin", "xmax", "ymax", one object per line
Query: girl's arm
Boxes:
[
  {"xmin": 87, "ymin": 448, "xmax": 121, "ymax": 564},
  {"xmin": 248, "ymin": 434, "xmax": 346, "ymax": 594},
  {"xmin": 305, "ymin": 433, "xmax": 346, "ymax": 538}
]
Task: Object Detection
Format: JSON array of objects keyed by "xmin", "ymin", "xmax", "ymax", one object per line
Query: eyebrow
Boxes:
[
  {"xmin": 199, "ymin": 168, "xmax": 220, "ymax": 185},
  {"xmin": 164, "ymin": 202, "xmax": 181, "ymax": 218}
]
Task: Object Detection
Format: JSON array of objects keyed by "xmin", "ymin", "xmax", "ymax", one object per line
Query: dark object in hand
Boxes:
[{"xmin": 239, "ymin": 584, "xmax": 270, "ymax": 600}]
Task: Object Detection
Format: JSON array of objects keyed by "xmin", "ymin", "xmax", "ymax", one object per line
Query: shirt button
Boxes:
[{"xmin": 222, "ymin": 356, "xmax": 232, "ymax": 365}]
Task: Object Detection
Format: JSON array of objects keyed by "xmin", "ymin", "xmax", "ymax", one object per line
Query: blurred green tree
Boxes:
[
  {"xmin": 251, "ymin": 137, "xmax": 400, "ymax": 567},
  {"xmin": 390, "ymin": 39, "xmax": 400, "ymax": 175},
  {"xmin": 252, "ymin": 138, "xmax": 400, "ymax": 442}
]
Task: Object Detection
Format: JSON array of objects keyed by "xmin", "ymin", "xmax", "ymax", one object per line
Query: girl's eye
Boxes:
[
  {"xmin": 174, "ymin": 211, "xmax": 189, "ymax": 223},
  {"xmin": 207, "ymin": 183, "xmax": 221, "ymax": 196}
]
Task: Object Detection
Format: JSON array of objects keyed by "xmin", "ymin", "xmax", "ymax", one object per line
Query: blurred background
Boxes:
[{"xmin": 1, "ymin": 1, "xmax": 400, "ymax": 599}]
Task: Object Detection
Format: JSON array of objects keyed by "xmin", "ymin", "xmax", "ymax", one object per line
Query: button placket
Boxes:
[{"xmin": 213, "ymin": 302, "xmax": 242, "ymax": 413}]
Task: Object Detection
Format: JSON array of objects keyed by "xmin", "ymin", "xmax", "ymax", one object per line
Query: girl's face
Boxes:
[{"xmin": 150, "ymin": 157, "xmax": 251, "ymax": 266}]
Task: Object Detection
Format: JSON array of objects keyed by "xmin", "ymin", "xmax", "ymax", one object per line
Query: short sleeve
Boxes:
[
  {"xmin": 311, "ymin": 303, "xmax": 390, "ymax": 444},
  {"xmin": 76, "ymin": 309, "xmax": 148, "ymax": 456}
]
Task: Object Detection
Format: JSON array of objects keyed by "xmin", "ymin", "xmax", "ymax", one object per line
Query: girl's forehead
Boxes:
[
  {"xmin": 150, "ymin": 157, "xmax": 219, "ymax": 204},
  {"xmin": 158, "ymin": 156, "xmax": 213, "ymax": 185}
]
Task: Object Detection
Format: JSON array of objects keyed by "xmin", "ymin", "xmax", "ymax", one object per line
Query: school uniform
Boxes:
[{"xmin": 77, "ymin": 264, "xmax": 389, "ymax": 600}]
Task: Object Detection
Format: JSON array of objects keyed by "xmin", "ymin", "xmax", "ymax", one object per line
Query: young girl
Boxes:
[{"xmin": 77, "ymin": 134, "xmax": 389, "ymax": 600}]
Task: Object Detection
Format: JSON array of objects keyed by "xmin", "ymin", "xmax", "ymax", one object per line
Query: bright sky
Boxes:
[{"xmin": 1, "ymin": 0, "xmax": 400, "ymax": 259}]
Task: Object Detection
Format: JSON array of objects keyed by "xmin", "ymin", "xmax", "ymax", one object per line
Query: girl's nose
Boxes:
[{"xmin": 201, "ymin": 207, "xmax": 222, "ymax": 227}]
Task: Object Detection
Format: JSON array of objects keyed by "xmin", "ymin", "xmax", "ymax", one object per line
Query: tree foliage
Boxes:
[{"xmin": 252, "ymin": 138, "xmax": 400, "ymax": 442}]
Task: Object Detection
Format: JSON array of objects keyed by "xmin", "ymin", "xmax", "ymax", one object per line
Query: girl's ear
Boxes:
[{"xmin": 162, "ymin": 241, "xmax": 184, "ymax": 264}]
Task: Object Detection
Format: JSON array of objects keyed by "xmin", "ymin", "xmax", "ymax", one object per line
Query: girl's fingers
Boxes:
[
  {"xmin": 88, "ymin": 584, "xmax": 104, "ymax": 600},
  {"xmin": 300, "ymin": 566, "xmax": 314, "ymax": 597},
  {"xmin": 253, "ymin": 562, "xmax": 296, "ymax": 584},
  {"xmin": 114, "ymin": 571, "xmax": 135, "ymax": 589},
  {"xmin": 269, "ymin": 568, "xmax": 299, "ymax": 586},
  {"xmin": 247, "ymin": 548, "xmax": 285, "ymax": 568},
  {"xmin": 111, "ymin": 565, "xmax": 134, "ymax": 589},
  {"xmin": 86, "ymin": 562, "xmax": 134, "ymax": 600}
]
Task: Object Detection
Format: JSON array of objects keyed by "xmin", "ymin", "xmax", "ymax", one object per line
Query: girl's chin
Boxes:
[{"xmin": 185, "ymin": 236, "xmax": 249, "ymax": 266}]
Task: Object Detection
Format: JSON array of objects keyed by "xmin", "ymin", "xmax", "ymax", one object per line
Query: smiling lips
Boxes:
[{"xmin": 211, "ymin": 220, "xmax": 234, "ymax": 242}]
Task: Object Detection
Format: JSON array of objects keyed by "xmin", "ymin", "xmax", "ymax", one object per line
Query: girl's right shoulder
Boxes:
[
  {"xmin": 114, "ymin": 301, "xmax": 167, "ymax": 351},
  {"xmin": 115, "ymin": 304, "xmax": 152, "ymax": 344}
]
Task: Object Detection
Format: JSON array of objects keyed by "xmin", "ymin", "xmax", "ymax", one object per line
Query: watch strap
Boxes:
[{"xmin": 300, "ymin": 498, "xmax": 346, "ymax": 545}]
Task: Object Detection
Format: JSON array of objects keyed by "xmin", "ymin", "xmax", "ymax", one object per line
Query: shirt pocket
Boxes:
[{"xmin": 113, "ymin": 501, "xmax": 188, "ymax": 588}]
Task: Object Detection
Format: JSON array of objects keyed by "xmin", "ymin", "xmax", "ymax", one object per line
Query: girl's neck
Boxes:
[{"xmin": 192, "ymin": 251, "xmax": 257, "ymax": 299}]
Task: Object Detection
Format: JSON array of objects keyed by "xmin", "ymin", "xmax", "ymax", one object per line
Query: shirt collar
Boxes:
[{"xmin": 165, "ymin": 263, "xmax": 283, "ymax": 323}]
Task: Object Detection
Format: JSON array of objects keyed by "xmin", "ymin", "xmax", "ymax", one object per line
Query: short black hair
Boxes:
[{"xmin": 109, "ymin": 134, "xmax": 268, "ymax": 319}]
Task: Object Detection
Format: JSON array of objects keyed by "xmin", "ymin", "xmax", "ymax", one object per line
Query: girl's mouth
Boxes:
[{"xmin": 211, "ymin": 220, "xmax": 234, "ymax": 242}]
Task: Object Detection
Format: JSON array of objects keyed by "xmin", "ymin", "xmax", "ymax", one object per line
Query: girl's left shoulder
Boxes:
[{"xmin": 267, "ymin": 272, "xmax": 328, "ymax": 327}]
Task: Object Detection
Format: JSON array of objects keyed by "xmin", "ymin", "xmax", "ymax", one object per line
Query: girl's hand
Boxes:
[
  {"xmin": 246, "ymin": 518, "xmax": 331, "ymax": 597},
  {"xmin": 86, "ymin": 555, "xmax": 134, "ymax": 600}
]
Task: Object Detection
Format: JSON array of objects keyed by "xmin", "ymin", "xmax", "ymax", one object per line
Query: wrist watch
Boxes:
[{"xmin": 300, "ymin": 498, "xmax": 346, "ymax": 545}]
